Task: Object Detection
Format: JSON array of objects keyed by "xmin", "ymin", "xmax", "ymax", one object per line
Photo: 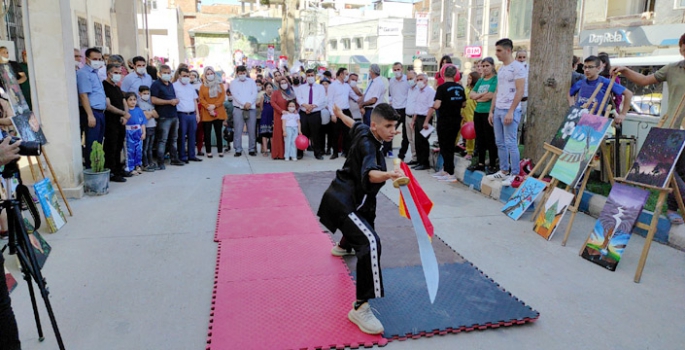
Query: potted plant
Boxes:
[{"xmin": 83, "ymin": 141, "xmax": 110, "ymax": 196}]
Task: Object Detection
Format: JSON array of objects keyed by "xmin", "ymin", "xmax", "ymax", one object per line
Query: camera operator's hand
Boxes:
[{"xmin": 0, "ymin": 137, "xmax": 21, "ymax": 166}]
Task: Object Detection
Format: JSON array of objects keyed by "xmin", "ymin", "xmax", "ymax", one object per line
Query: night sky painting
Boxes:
[{"xmin": 626, "ymin": 128, "xmax": 685, "ymax": 188}]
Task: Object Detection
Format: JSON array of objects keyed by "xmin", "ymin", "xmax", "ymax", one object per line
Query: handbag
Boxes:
[
  {"xmin": 223, "ymin": 126, "xmax": 234, "ymax": 142},
  {"xmin": 320, "ymin": 108, "xmax": 331, "ymax": 125}
]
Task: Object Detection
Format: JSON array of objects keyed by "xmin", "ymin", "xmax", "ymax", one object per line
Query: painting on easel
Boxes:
[
  {"xmin": 550, "ymin": 106, "xmax": 587, "ymax": 150},
  {"xmin": 581, "ymin": 183, "xmax": 649, "ymax": 271},
  {"xmin": 533, "ymin": 188, "xmax": 575, "ymax": 240},
  {"xmin": 501, "ymin": 178, "xmax": 547, "ymax": 221},
  {"xmin": 549, "ymin": 114, "xmax": 612, "ymax": 187},
  {"xmin": 625, "ymin": 128, "xmax": 685, "ymax": 188}
]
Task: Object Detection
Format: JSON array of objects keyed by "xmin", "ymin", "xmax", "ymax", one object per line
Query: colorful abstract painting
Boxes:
[
  {"xmin": 501, "ymin": 178, "xmax": 547, "ymax": 221},
  {"xmin": 550, "ymin": 106, "xmax": 587, "ymax": 150},
  {"xmin": 33, "ymin": 178, "xmax": 66, "ymax": 233},
  {"xmin": 581, "ymin": 183, "xmax": 649, "ymax": 271},
  {"xmin": 533, "ymin": 188, "xmax": 575, "ymax": 240},
  {"xmin": 23, "ymin": 218, "xmax": 51, "ymax": 270},
  {"xmin": 625, "ymin": 128, "xmax": 685, "ymax": 188},
  {"xmin": 549, "ymin": 114, "xmax": 612, "ymax": 187}
]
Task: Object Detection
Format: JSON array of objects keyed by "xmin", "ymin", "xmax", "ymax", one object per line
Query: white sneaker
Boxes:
[
  {"xmin": 292, "ymin": 157, "xmax": 297, "ymax": 162},
  {"xmin": 486, "ymin": 170, "xmax": 509, "ymax": 181},
  {"xmin": 348, "ymin": 302, "xmax": 384, "ymax": 334},
  {"xmin": 438, "ymin": 175, "xmax": 457, "ymax": 183},
  {"xmin": 501, "ymin": 174, "xmax": 516, "ymax": 187},
  {"xmin": 432, "ymin": 170, "xmax": 447, "ymax": 178},
  {"xmin": 331, "ymin": 243, "xmax": 355, "ymax": 257},
  {"xmin": 285, "ymin": 158, "xmax": 290, "ymax": 161}
]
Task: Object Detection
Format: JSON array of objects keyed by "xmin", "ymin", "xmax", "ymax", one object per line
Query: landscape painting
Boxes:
[
  {"xmin": 533, "ymin": 188, "xmax": 575, "ymax": 240},
  {"xmin": 549, "ymin": 114, "xmax": 612, "ymax": 187},
  {"xmin": 550, "ymin": 106, "xmax": 586, "ymax": 150},
  {"xmin": 33, "ymin": 178, "xmax": 66, "ymax": 233},
  {"xmin": 501, "ymin": 178, "xmax": 547, "ymax": 221},
  {"xmin": 581, "ymin": 183, "xmax": 649, "ymax": 271},
  {"xmin": 625, "ymin": 128, "xmax": 685, "ymax": 188}
]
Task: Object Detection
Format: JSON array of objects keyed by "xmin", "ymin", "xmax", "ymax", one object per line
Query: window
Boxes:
[
  {"xmin": 678, "ymin": 0, "xmax": 685, "ymax": 8},
  {"xmin": 608, "ymin": 0, "xmax": 653, "ymax": 17},
  {"xmin": 508, "ymin": 0, "xmax": 532, "ymax": 40},
  {"xmin": 341, "ymin": 38, "xmax": 351, "ymax": 50},
  {"xmin": 457, "ymin": 14, "xmax": 466, "ymax": 38},
  {"xmin": 105, "ymin": 25, "xmax": 112, "ymax": 52},
  {"xmin": 78, "ymin": 17, "xmax": 89, "ymax": 48},
  {"xmin": 367, "ymin": 36, "xmax": 377, "ymax": 50},
  {"xmin": 329, "ymin": 40, "xmax": 337, "ymax": 51},
  {"xmin": 152, "ymin": 0, "xmax": 157, "ymax": 10},
  {"xmin": 354, "ymin": 37, "xmax": 363, "ymax": 49},
  {"xmin": 445, "ymin": 33, "xmax": 452, "ymax": 47},
  {"xmin": 489, "ymin": 7, "xmax": 500, "ymax": 35},
  {"xmin": 94, "ymin": 22, "xmax": 103, "ymax": 47}
]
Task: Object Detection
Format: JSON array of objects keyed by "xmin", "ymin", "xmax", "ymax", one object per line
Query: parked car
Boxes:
[{"xmin": 629, "ymin": 93, "xmax": 661, "ymax": 116}]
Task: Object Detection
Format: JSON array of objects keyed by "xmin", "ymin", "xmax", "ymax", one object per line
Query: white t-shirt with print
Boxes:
[
  {"xmin": 281, "ymin": 112, "xmax": 300, "ymax": 128},
  {"xmin": 495, "ymin": 60, "xmax": 526, "ymax": 110}
]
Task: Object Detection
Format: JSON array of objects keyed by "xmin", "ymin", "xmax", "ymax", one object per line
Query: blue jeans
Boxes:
[
  {"xmin": 177, "ymin": 112, "xmax": 197, "ymax": 161},
  {"xmin": 493, "ymin": 108, "xmax": 521, "ymax": 175},
  {"xmin": 284, "ymin": 126, "xmax": 298, "ymax": 160},
  {"xmin": 83, "ymin": 109, "xmax": 106, "ymax": 169},
  {"xmin": 156, "ymin": 117, "xmax": 179, "ymax": 162}
]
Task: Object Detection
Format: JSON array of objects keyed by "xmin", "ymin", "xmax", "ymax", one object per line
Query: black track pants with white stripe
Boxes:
[{"xmin": 339, "ymin": 212, "xmax": 384, "ymax": 301}]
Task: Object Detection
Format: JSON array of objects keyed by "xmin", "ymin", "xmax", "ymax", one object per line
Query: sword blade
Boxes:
[{"xmin": 399, "ymin": 185, "xmax": 439, "ymax": 303}]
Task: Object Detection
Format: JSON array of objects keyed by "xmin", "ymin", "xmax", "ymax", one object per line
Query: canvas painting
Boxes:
[
  {"xmin": 581, "ymin": 183, "xmax": 649, "ymax": 271},
  {"xmin": 501, "ymin": 178, "xmax": 547, "ymax": 221},
  {"xmin": 23, "ymin": 218, "xmax": 51, "ymax": 270},
  {"xmin": 550, "ymin": 106, "xmax": 587, "ymax": 150},
  {"xmin": 5, "ymin": 267, "xmax": 17, "ymax": 294},
  {"xmin": 625, "ymin": 128, "xmax": 685, "ymax": 188},
  {"xmin": 533, "ymin": 188, "xmax": 575, "ymax": 240},
  {"xmin": 549, "ymin": 114, "xmax": 612, "ymax": 187},
  {"xmin": 33, "ymin": 178, "xmax": 66, "ymax": 233},
  {"xmin": 11, "ymin": 110, "xmax": 47, "ymax": 145},
  {"xmin": 0, "ymin": 63, "xmax": 30, "ymax": 115}
]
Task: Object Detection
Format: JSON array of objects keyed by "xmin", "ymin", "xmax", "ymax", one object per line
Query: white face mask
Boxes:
[
  {"xmin": 307, "ymin": 77, "xmax": 315, "ymax": 85},
  {"xmin": 257, "ymin": 86, "xmax": 263, "ymax": 91},
  {"xmin": 238, "ymin": 74, "xmax": 247, "ymax": 81},
  {"xmin": 416, "ymin": 81, "xmax": 425, "ymax": 89},
  {"xmin": 227, "ymin": 96, "xmax": 233, "ymax": 101},
  {"xmin": 344, "ymin": 75, "xmax": 349, "ymax": 82},
  {"xmin": 90, "ymin": 60, "xmax": 104, "ymax": 70},
  {"xmin": 111, "ymin": 74, "xmax": 121, "ymax": 83},
  {"xmin": 161, "ymin": 73, "xmax": 172, "ymax": 82},
  {"xmin": 394, "ymin": 71, "xmax": 402, "ymax": 78},
  {"xmin": 280, "ymin": 83, "xmax": 288, "ymax": 90},
  {"xmin": 181, "ymin": 77, "xmax": 191, "ymax": 85},
  {"xmin": 288, "ymin": 107, "xmax": 296, "ymax": 112},
  {"xmin": 136, "ymin": 67, "xmax": 146, "ymax": 75},
  {"xmin": 0, "ymin": 57, "xmax": 9, "ymax": 63},
  {"xmin": 349, "ymin": 81, "xmax": 357, "ymax": 87},
  {"xmin": 206, "ymin": 74, "xmax": 215, "ymax": 81},
  {"xmin": 75, "ymin": 62, "xmax": 83, "ymax": 70},
  {"xmin": 407, "ymin": 80, "xmax": 416, "ymax": 87},
  {"xmin": 140, "ymin": 93, "xmax": 150, "ymax": 101}
]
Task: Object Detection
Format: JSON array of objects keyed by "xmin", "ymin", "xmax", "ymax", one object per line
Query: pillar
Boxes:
[{"xmin": 26, "ymin": 0, "xmax": 83, "ymax": 197}]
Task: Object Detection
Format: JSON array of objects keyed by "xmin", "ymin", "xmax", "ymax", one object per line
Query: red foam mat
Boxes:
[{"xmin": 208, "ymin": 173, "xmax": 386, "ymax": 349}]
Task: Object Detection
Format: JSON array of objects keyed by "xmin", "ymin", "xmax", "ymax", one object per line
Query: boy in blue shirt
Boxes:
[{"xmin": 124, "ymin": 92, "xmax": 147, "ymax": 174}]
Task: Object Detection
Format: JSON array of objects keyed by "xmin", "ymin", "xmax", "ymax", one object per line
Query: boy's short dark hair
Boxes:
[
  {"xmin": 177, "ymin": 67, "xmax": 189, "ymax": 75},
  {"xmin": 323, "ymin": 71, "xmax": 332, "ymax": 78},
  {"xmin": 159, "ymin": 64, "xmax": 171, "ymax": 71},
  {"xmin": 305, "ymin": 68, "xmax": 316, "ymax": 75},
  {"xmin": 584, "ymin": 55, "xmax": 601, "ymax": 67},
  {"xmin": 371, "ymin": 103, "xmax": 400, "ymax": 122},
  {"xmin": 236, "ymin": 65, "xmax": 247, "ymax": 73},
  {"xmin": 124, "ymin": 92, "xmax": 137, "ymax": 100},
  {"xmin": 495, "ymin": 38, "xmax": 513, "ymax": 51},
  {"xmin": 85, "ymin": 47, "xmax": 101, "ymax": 59},
  {"xmin": 139, "ymin": 85, "xmax": 150, "ymax": 93},
  {"xmin": 132, "ymin": 56, "xmax": 146, "ymax": 65},
  {"xmin": 336, "ymin": 67, "xmax": 347, "ymax": 77}
]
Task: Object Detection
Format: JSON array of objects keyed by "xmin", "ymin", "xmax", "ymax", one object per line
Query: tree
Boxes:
[
  {"xmin": 280, "ymin": 0, "xmax": 298, "ymax": 67},
  {"xmin": 523, "ymin": 0, "xmax": 578, "ymax": 165}
]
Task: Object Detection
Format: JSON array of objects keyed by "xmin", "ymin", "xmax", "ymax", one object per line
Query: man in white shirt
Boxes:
[
  {"xmin": 409, "ymin": 73, "xmax": 436, "ymax": 170},
  {"xmin": 389, "ymin": 62, "xmax": 410, "ymax": 159},
  {"xmin": 515, "ymin": 49, "xmax": 529, "ymax": 145},
  {"xmin": 404, "ymin": 71, "xmax": 418, "ymax": 165},
  {"xmin": 328, "ymin": 67, "xmax": 359, "ymax": 159},
  {"xmin": 230, "ymin": 65, "xmax": 259, "ymax": 156},
  {"xmin": 487, "ymin": 39, "xmax": 526, "ymax": 186},
  {"xmin": 296, "ymin": 68, "xmax": 327, "ymax": 160},
  {"xmin": 348, "ymin": 73, "xmax": 364, "ymax": 121},
  {"xmin": 359, "ymin": 64, "xmax": 387, "ymax": 126},
  {"xmin": 173, "ymin": 67, "xmax": 202, "ymax": 163}
]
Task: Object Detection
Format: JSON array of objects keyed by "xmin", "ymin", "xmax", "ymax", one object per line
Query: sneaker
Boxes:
[
  {"xmin": 331, "ymin": 244, "xmax": 355, "ymax": 257},
  {"xmin": 432, "ymin": 170, "xmax": 447, "ymax": 178},
  {"xmin": 387, "ymin": 151, "xmax": 393, "ymax": 158},
  {"xmin": 348, "ymin": 302, "xmax": 384, "ymax": 335},
  {"xmin": 501, "ymin": 174, "xmax": 516, "ymax": 187},
  {"xmin": 506, "ymin": 175, "xmax": 525, "ymax": 188},
  {"xmin": 438, "ymin": 175, "xmax": 457, "ymax": 183},
  {"xmin": 284, "ymin": 158, "xmax": 290, "ymax": 162},
  {"xmin": 486, "ymin": 170, "xmax": 509, "ymax": 181}
]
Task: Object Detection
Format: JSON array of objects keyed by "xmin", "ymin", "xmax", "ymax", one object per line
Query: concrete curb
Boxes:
[{"xmin": 451, "ymin": 156, "xmax": 685, "ymax": 252}]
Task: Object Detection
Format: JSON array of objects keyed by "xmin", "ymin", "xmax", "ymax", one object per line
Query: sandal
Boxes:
[{"xmin": 667, "ymin": 211, "xmax": 684, "ymax": 225}]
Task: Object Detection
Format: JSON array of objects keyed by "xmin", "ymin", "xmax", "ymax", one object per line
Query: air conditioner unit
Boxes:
[{"xmin": 640, "ymin": 11, "xmax": 654, "ymax": 20}]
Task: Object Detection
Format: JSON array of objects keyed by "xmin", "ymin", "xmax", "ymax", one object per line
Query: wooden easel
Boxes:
[{"xmin": 26, "ymin": 146, "xmax": 73, "ymax": 217}]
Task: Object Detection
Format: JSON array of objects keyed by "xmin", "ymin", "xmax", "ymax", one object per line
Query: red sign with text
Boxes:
[{"xmin": 464, "ymin": 46, "xmax": 482, "ymax": 58}]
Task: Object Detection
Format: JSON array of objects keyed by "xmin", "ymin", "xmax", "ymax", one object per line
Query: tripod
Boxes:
[{"xmin": 0, "ymin": 160, "xmax": 65, "ymax": 349}]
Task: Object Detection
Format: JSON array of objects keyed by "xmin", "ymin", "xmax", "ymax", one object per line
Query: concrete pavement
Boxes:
[{"xmin": 6, "ymin": 144, "xmax": 685, "ymax": 350}]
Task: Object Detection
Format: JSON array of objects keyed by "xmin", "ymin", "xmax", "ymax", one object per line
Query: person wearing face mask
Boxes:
[
  {"xmin": 328, "ymin": 67, "xmax": 359, "ymax": 158},
  {"xmin": 404, "ymin": 71, "xmax": 419, "ymax": 166},
  {"xmin": 76, "ymin": 47, "xmax": 108, "ymax": 169},
  {"xmin": 74, "ymin": 48, "xmax": 84, "ymax": 71},
  {"xmin": 199, "ymin": 66, "xmax": 228, "ymax": 158},
  {"xmin": 150, "ymin": 64, "xmax": 184, "ymax": 169},
  {"xmin": 388, "ymin": 62, "xmax": 410, "ymax": 160},
  {"xmin": 190, "ymin": 70, "xmax": 202, "ymax": 92},
  {"xmin": 409, "ymin": 73, "xmax": 436, "ymax": 170},
  {"xmin": 121, "ymin": 56, "xmax": 153, "ymax": 100},
  {"xmin": 173, "ymin": 67, "xmax": 202, "ymax": 163},
  {"xmin": 270, "ymin": 76, "xmax": 296, "ymax": 160},
  {"xmin": 347, "ymin": 73, "xmax": 364, "ymax": 121},
  {"xmin": 102, "ymin": 63, "xmax": 131, "ymax": 182},
  {"xmin": 358, "ymin": 64, "xmax": 387, "ymax": 127},
  {"xmin": 0, "ymin": 46, "xmax": 26, "ymax": 85},
  {"xmin": 229, "ymin": 65, "xmax": 259, "ymax": 157},
  {"xmin": 19, "ymin": 50, "xmax": 32, "ymax": 110},
  {"xmin": 295, "ymin": 68, "xmax": 327, "ymax": 160},
  {"xmin": 138, "ymin": 85, "xmax": 159, "ymax": 171}
]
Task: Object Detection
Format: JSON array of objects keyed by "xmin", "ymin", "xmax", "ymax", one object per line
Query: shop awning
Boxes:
[
  {"xmin": 579, "ymin": 24, "xmax": 685, "ymax": 47},
  {"xmin": 327, "ymin": 55, "xmax": 370, "ymax": 65},
  {"xmin": 610, "ymin": 55, "xmax": 682, "ymax": 67}
]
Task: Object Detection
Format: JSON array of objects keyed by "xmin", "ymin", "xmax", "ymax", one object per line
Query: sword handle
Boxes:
[{"xmin": 393, "ymin": 158, "xmax": 410, "ymax": 188}]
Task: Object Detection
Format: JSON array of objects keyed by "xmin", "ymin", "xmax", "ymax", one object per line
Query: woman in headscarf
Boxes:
[
  {"xmin": 435, "ymin": 55, "xmax": 452, "ymax": 87},
  {"xmin": 270, "ymin": 76, "xmax": 297, "ymax": 160},
  {"xmin": 198, "ymin": 66, "xmax": 228, "ymax": 157}
]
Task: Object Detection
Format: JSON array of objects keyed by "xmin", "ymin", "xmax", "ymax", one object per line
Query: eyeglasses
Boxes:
[{"xmin": 583, "ymin": 65, "xmax": 597, "ymax": 70}]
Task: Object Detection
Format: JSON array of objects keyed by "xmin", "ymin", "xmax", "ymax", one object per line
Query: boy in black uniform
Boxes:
[{"xmin": 318, "ymin": 103, "xmax": 405, "ymax": 335}]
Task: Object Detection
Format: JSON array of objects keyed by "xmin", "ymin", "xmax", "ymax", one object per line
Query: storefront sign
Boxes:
[
  {"xmin": 587, "ymin": 30, "xmax": 631, "ymax": 46},
  {"xmin": 378, "ymin": 22, "xmax": 402, "ymax": 36},
  {"xmin": 416, "ymin": 13, "xmax": 429, "ymax": 47},
  {"xmin": 464, "ymin": 46, "xmax": 482, "ymax": 58}
]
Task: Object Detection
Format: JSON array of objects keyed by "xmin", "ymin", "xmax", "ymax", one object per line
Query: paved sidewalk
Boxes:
[{"xmin": 6, "ymin": 146, "xmax": 685, "ymax": 349}]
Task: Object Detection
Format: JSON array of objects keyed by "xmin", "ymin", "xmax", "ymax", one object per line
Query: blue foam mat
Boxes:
[{"xmin": 365, "ymin": 263, "xmax": 539, "ymax": 339}]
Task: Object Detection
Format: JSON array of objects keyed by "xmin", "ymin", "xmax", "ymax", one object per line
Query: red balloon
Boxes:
[
  {"xmin": 295, "ymin": 135, "xmax": 309, "ymax": 151},
  {"xmin": 461, "ymin": 121, "xmax": 476, "ymax": 140}
]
